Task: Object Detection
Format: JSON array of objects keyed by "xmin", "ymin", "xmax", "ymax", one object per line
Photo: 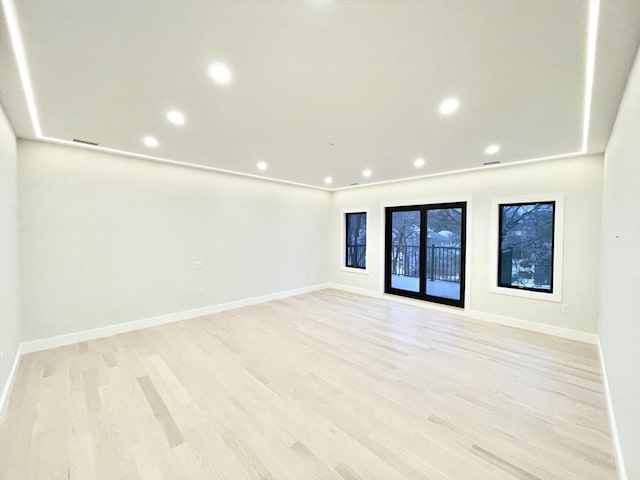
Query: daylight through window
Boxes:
[
  {"xmin": 345, "ymin": 212, "xmax": 367, "ymax": 269},
  {"xmin": 498, "ymin": 201, "xmax": 555, "ymax": 292}
]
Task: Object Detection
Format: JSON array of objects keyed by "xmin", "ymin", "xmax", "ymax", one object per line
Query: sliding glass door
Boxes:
[
  {"xmin": 389, "ymin": 209, "xmax": 422, "ymax": 292},
  {"xmin": 385, "ymin": 202, "xmax": 466, "ymax": 308}
]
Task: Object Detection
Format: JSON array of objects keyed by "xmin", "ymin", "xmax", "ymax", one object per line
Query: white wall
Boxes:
[
  {"xmin": 330, "ymin": 155, "xmax": 604, "ymax": 334},
  {"xmin": 18, "ymin": 140, "xmax": 330, "ymax": 341},
  {"xmin": 599, "ymin": 47, "xmax": 640, "ymax": 480},
  {"xmin": 14, "ymin": 139, "xmax": 607, "ymax": 344},
  {"xmin": 0, "ymin": 103, "xmax": 21, "ymax": 405}
]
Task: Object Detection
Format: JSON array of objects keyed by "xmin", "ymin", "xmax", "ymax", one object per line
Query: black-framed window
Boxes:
[
  {"xmin": 345, "ymin": 212, "xmax": 366, "ymax": 269},
  {"xmin": 498, "ymin": 201, "xmax": 555, "ymax": 293}
]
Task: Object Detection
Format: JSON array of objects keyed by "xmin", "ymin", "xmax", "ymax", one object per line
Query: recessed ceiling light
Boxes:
[
  {"xmin": 484, "ymin": 144, "xmax": 501, "ymax": 155},
  {"xmin": 439, "ymin": 97, "xmax": 460, "ymax": 115},
  {"xmin": 166, "ymin": 110, "xmax": 185, "ymax": 125},
  {"xmin": 324, "ymin": 176, "xmax": 333, "ymax": 185},
  {"xmin": 143, "ymin": 136, "xmax": 159, "ymax": 148},
  {"xmin": 413, "ymin": 157, "xmax": 425, "ymax": 167},
  {"xmin": 257, "ymin": 161, "xmax": 268, "ymax": 171},
  {"xmin": 208, "ymin": 62, "xmax": 232, "ymax": 86},
  {"xmin": 362, "ymin": 169, "xmax": 372, "ymax": 178}
]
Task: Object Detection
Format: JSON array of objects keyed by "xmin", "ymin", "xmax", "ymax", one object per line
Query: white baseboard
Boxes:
[
  {"xmin": 21, "ymin": 283, "xmax": 330, "ymax": 355},
  {"xmin": 327, "ymin": 283, "xmax": 598, "ymax": 344},
  {"xmin": 18, "ymin": 282, "xmax": 596, "ymax": 356},
  {"xmin": 327, "ymin": 283, "xmax": 467, "ymax": 316},
  {"xmin": 598, "ymin": 339, "xmax": 627, "ymax": 480},
  {"xmin": 466, "ymin": 310, "xmax": 598, "ymax": 344},
  {"xmin": 0, "ymin": 343, "xmax": 23, "ymax": 421}
]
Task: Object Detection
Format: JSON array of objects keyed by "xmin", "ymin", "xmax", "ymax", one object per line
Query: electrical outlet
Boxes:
[
  {"xmin": 562, "ymin": 304, "xmax": 570, "ymax": 313},
  {"xmin": 192, "ymin": 260, "xmax": 204, "ymax": 269}
]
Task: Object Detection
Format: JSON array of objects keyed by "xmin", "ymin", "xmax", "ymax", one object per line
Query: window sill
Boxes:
[
  {"xmin": 341, "ymin": 267, "xmax": 370, "ymax": 275},
  {"xmin": 489, "ymin": 285, "xmax": 561, "ymax": 303}
]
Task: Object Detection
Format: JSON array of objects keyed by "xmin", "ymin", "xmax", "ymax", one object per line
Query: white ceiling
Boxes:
[{"xmin": 1, "ymin": 0, "xmax": 639, "ymax": 189}]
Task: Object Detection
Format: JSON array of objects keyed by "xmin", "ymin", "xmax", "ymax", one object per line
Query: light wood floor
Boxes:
[{"xmin": 0, "ymin": 289, "xmax": 617, "ymax": 480}]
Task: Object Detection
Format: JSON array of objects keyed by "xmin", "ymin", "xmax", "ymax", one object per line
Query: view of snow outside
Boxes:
[
  {"xmin": 390, "ymin": 208, "xmax": 463, "ymax": 299},
  {"xmin": 498, "ymin": 202, "xmax": 554, "ymax": 291}
]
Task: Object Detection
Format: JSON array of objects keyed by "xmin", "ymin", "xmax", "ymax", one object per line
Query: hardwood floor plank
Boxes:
[
  {"xmin": 222, "ymin": 430, "xmax": 274, "ymax": 480},
  {"xmin": 137, "ymin": 376, "xmax": 184, "ymax": 448},
  {"xmin": 82, "ymin": 369, "xmax": 101, "ymax": 414},
  {"xmin": 0, "ymin": 289, "xmax": 618, "ymax": 479},
  {"xmin": 471, "ymin": 444, "xmax": 540, "ymax": 480},
  {"xmin": 335, "ymin": 462, "xmax": 365, "ymax": 480}
]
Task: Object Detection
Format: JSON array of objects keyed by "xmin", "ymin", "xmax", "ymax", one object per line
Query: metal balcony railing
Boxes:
[{"xmin": 390, "ymin": 244, "xmax": 461, "ymax": 282}]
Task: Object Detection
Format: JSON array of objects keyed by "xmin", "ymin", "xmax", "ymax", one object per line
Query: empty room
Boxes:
[{"xmin": 1, "ymin": 1, "xmax": 639, "ymax": 479}]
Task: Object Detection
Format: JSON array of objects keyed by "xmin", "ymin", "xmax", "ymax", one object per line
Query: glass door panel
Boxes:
[
  {"xmin": 389, "ymin": 210, "xmax": 421, "ymax": 293},
  {"xmin": 385, "ymin": 202, "xmax": 466, "ymax": 308},
  {"xmin": 425, "ymin": 207, "xmax": 464, "ymax": 302}
]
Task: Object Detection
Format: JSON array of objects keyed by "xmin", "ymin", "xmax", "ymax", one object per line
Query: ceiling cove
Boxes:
[{"xmin": 0, "ymin": 0, "xmax": 623, "ymax": 191}]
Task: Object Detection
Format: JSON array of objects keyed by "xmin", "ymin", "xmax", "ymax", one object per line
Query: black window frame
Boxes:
[
  {"xmin": 497, "ymin": 200, "xmax": 556, "ymax": 294},
  {"xmin": 345, "ymin": 212, "xmax": 367, "ymax": 269}
]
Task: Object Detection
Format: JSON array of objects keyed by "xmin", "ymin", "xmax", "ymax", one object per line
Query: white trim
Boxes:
[
  {"xmin": 333, "ymin": 151, "xmax": 585, "ymax": 191},
  {"xmin": 330, "ymin": 282, "xmax": 464, "ymax": 316},
  {"xmin": 380, "ymin": 195, "xmax": 474, "ymax": 210},
  {"xmin": 0, "ymin": 343, "xmax": 23, "ymax": 421},
  {"xmin": 467, "ymin": 309, "xmax": 597, "ymax": 344},
  {"xmin": 21, "ymin": 283, "xmax": 329, "ymax": 354},
  {"xmin": 339, "ymin": 266, "xmax": 370, "ymax": 275},
  {"xmin": 327, "ymin": 283, "xmax": 597, "ymax": 344},
  {"xmin": 37, "ymin": 137, "xmax": 330, "ymax": 192},
  {"xmin": 340, "ymin": 209, "xmax": 370, "ymax": 274},
  {"xmin": 489, "ymin": 193, "xmax": 565, "ymax": 303},
  {"xmin": 598, "ymin": 339, "xmax": 628, "ymax": 480},
  {"xmin": 328, "ymin": 283, "xmax": 377, "ymax": 298},
  {"xmin": 582, "ymin": 0, "xmax": 600, "ymax": 152},
  {"xmin": 1, "ymin": 0, "xmax": 41, "ymax": 136}
]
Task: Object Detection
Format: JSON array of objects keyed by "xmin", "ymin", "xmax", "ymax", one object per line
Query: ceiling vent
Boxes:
[
  {"xmin": 72, "ymin": 138, "xmax": 99, "ymax": 146},
  {"xmin": 482, "ymin": 160, "xmax": 501, "ymax": 166}
]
